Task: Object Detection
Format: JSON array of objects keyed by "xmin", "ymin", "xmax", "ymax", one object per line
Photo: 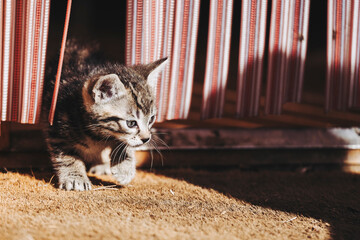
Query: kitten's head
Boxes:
[{"xmin": 83, "ymin": 58, "xmax": 168, "ymax": 147}]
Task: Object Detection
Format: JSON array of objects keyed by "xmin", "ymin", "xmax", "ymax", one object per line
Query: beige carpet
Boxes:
[{"xmin": 0, "ymin": 168, "xmax": 359, "ymax": 240}]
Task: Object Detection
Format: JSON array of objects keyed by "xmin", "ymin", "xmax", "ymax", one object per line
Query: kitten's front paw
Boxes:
[
  {"xmin": 113, "ymin": 172, "xmax": 135, "ymax": 185},
  {"xmin": 59, "ymin": 176, "xmax": 92, "ymax": 191},
  {"xmin": 89, "ymin": 163, "xmax": 111, "ymax": 175},
  {"xmin": 111, "ymin": 160, "xmax": 136, "ymax": 185}
]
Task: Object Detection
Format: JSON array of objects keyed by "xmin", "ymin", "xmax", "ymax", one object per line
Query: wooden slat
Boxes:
[
  {"xmin": 1, "ymin": 149, "xmax": 360, "ymax": 171},
  {"xmin": 0, "ymin": 152, "xmax": 49, "ymax": 168},
  {"xmin": 136, "ymin": 149, "xmax": 360, "ymax": 171},
  {"xmin": 0, "ymin": 123, "xmax": 10, "ymax": 150},
  {"xmin": 257, "ymin": 114, "xmax": 333, "ymax": 127},
  {"xmin": 283, "ymin": 102, "xmax": 360, "ymax": 125}
]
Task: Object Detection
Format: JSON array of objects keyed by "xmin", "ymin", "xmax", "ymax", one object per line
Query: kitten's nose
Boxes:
[{"xmin": 141, "ymin": 138, "xmax": 150, "ymax": 144}]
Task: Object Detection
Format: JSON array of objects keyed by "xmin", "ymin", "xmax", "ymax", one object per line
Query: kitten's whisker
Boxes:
[
  {"xmin": 116, "ymin": 149, "xmax": 122, "ymax": 164},
  {"xmin": 111, "ymin": 142, "xmax": 125, "ymax": 160},
  {"xmin": 149, "ymin": 139, "xmax": 164, "ymax": 167},
  {"xmin": 154, "ymin": 141, "xmax": 164, "ymax": 167},
  {"xmin": 117, "ymin": 143, "xmax": 128, "ymax": 164},
  {"xmin": 99, "ymin": 134, "xmax": 110, "ymax": 143},
  {"xmin": 152, "ymin": 135, "xmax": 170, "ymax": 150},
  {"xmin": 152, "ymin": 132, "xmax": 169, "ymax": 135},
  {"xmin": 116, "ymin": 143, "xmax": 127, "ymax": 161},
  {"xmin": 110, "ymin": 144, "xmax": 120, "ymax": 159},
  {"xmin": 122, "ymin": 144, "xmax": 129, "ymax": 163},
  {"xmin": 119, "ymin": 149, "xmax": 124, "ymax": 163},
  {"xmin": 104, "ymin": 135, "xmax": 111, "ymax": 143},
  {"xmin": 149, "ymin": 146, "xmax": 154, "ymax": 170}
]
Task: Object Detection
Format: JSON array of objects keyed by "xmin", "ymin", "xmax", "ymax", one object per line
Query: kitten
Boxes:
[{"xmin": 44, "ymin": 40, "xmax": 167, "ymax": 191}]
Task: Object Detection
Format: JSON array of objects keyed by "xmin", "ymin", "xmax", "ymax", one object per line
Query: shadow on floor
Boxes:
[
  {"xmin": 156, "ymin": 168, "xmax": 360, "ymax": 240},
  {"xmin": 6, "ymin": 162, "xmax": 360, "ymax": 239}
]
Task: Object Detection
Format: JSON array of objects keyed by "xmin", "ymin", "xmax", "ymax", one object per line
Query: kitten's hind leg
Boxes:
[{"xmin": 52, "ymin": 154, "xmax": 92, "ymax": 191}]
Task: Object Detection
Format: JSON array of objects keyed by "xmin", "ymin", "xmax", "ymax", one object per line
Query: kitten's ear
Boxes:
[
  {"xmin": 92, "ymin": 74, "xmax": 126, "ymax": 103},
  {"xmin": 133, "ymin": 57, "xmax": 168, "ymax": 89}
]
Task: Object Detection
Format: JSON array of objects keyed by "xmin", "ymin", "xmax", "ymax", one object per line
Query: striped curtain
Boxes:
[
  {"xmin": 126, "ymin": 0, "xmax": 312, "ymax": 119},
  {"xmin": 326, "ymin": 0, "xmax": 360, "ymax": 111},
  {"xmin": 7, "ymin": 1, "xmax": 360, "ymax": 127},
  {"xmin": 126, "ymin": 0, "xmax": 200, "ymax": 122},
  {"xmin": 0, "ymin": 0, "xmax": 50, "ymax": 124},
  {"xmin": 265, "ymin": 0, "xmax": 310, "ymax": 115},
  {"xmin": 202, "ymin": 0, "xmax": 310, "ymax": 118}
]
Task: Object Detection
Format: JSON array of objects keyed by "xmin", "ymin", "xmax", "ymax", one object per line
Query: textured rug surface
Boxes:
[{"xmin": 0, "ymin": 169, "xmax": 359, "ymax": 240}]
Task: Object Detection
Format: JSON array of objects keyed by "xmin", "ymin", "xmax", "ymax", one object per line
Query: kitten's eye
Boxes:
[
  {"xmin": 149, "ymin": 115, "xmax": 155, "ymax": 124},
  {"xmin": 126, "ymin": 120, "xmax": 138, "ymax": 128}
]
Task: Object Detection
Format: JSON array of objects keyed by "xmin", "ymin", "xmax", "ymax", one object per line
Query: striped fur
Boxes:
[{"xmin": 44, "ymin": 40, "xmax": 167, "ymax": 191}]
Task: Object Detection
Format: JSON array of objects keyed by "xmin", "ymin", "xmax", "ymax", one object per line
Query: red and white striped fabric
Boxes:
[
  {"xmin": 326, "ymin": 0, "xmax": 360, "ymax": 111},
  {"xmin": 0, "ymin": 0, "xmax": 50, "ymax": 124},
  {"xmin": 265, "ymin": 0, "xmax": 310, "ymax": 115},
  {"xmin": 201, "ymin": 0, "xmax": 233, "ymax": 119},
  {"xmin": 126, "ymin": 0, "xmax": 200, "ymax": 122},
  {"xmin": 236, "ymin": 0, "xmax": 267, "ymax": 117}
]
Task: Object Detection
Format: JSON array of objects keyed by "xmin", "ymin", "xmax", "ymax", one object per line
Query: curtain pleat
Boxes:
[
  {"xmin": 265, "ymin": 0, "xmax": 310, "ymax": 115},
  {"xmin": 201, "ymin": 0, "xmax": 233, "ymax": 119},
  {"xmin": 326, "ymin": 0, "xmax": 360, "ymax": 111},
  {"xmin": 236, "ymin": 0, "xmax": 267, "ymax": 117},
  {"xmin": 0, "ymin": 0, "xmax": 50, "ymax": 124},
  {"xmin": 126, "ymin": 0, "xmax": 200, "ymax": 122}
]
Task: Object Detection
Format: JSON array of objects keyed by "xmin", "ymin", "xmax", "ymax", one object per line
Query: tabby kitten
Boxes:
[{"xmin": 44, "ymin": 41, "xmax": 167, "ymax": 191}]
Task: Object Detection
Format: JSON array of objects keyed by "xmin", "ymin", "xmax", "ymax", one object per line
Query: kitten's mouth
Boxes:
[
  {"xmin": 128, "ymin": 141, "xmax": 150, "ymax": 148},
  {"xmin": 129, "ymin": 144, "xmax": 142, "ymax": 148},
  {"xmin": 125, "ymin": 142, "xmax": 144, "ymax": 148}
]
